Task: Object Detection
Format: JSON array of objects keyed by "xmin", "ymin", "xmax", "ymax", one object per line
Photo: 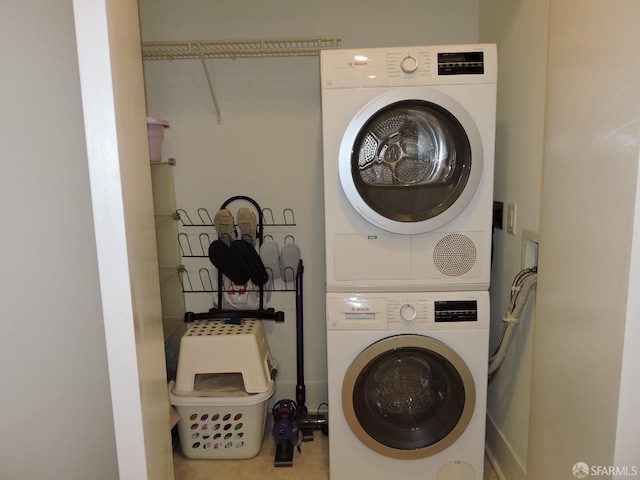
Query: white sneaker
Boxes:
[
  {"xmin": 281, "ymin": 242, "xmax": 301, "ymax": 284},
  {"xmin": 259, "ymin": 240, "xmax": 281, "ymax": 280}
]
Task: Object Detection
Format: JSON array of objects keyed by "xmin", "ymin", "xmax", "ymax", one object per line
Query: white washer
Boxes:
[
  {"xmin": 326, "ymin": 290, "xmax": 489, "ymax": 480},
  {"xmin": 321, "ymin": 44, "xmax": 497, "ymax": 292}
]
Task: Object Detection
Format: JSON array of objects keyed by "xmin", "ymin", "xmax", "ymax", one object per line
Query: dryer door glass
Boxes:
[
  {"xmin": 352, "ymin": 100, "xmax": 471, "ymax": 222},
  {"xmin": 342, "ymin": 335, "xmax": 476, "ymax": 459}
]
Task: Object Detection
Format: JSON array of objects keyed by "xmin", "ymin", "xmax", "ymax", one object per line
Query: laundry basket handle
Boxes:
[{"xmin": 184, "ymin": 308, "xmax": 285, "ymax": 324}]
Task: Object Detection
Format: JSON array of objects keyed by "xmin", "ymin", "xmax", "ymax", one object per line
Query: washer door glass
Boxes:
[
  {"xmin": 339, "ymin": 92, "xmax": 484, "ymax": 234},
  {"xmin": 342, "ymin": 335, "xmax": 476, "ymax": 459}
]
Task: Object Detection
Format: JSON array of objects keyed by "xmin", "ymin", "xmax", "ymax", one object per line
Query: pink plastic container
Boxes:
[{"xmin": 147, "ymin": 117, "xmax": 170, "ymax": 162}]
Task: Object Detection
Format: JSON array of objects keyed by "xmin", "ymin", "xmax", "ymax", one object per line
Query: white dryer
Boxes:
[
  {"xmin": 326, "ymin": 290, "xmax": 489, "ymax": 480},
  {"xmin": 321, "ymin": 44, "xmax": 497, "ymax": 292}
]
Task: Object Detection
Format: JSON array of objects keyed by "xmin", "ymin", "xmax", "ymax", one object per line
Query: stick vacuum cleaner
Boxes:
[{"xmin": 272, "ymin": 259, "xmax": 328, "ymax": 467}]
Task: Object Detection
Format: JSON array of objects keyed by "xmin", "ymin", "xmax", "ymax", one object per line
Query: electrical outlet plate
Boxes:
[
  {"xmin": 521, "ymin": 229, "xmax": 539, "ymax": 269},
  {"xmin": 507, "ymin": 202, "xmax": 517, "ymax": 234}
]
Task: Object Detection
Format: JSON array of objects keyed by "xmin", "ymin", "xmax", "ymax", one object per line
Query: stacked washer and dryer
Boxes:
[{"xmin": 320, "ymin": 44, "xmax": 497, "ymax": 480}]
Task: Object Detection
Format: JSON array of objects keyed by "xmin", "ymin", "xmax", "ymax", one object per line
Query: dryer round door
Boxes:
[
  {"xmin": 342, "ymin": 334, "xmax": 476, "ymax": 459},
  {"xmin": 339, "ymin": 88, "xmax": 484, "ymax": 234}
]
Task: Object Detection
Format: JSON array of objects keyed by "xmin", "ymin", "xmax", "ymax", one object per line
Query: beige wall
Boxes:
[
  {"xmin": 0, "ymin": 1, "xmax": 119, "ymax": 478},
  {"xmin": 529, "ymin": 1, "xmax": 640, "ymax": 477},
  {"xmin": 481, "ymin": 0, "xmax": 640, "ymax": 478}
]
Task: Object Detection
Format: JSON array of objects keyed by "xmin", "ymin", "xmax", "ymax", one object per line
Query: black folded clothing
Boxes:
[
  {"xmin": 208, "ymin": 239, "xmax": 250, "ymax": 285},
  {"xmin": 208, "ymin": 239, "xmax": 268, "ymax": 286},
  {"xmin": 231, "ymin": 240, "xmax": 269, "ymax": 286}
]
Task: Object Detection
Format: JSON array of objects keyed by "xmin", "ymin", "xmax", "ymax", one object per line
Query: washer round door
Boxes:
[
  {"xmin": 342, "ymin": 335, "xmax": 476, "ymax": 459},
  {"xmin": 339, "ymin": 88, "xmax": 484, "ymax": 234}
]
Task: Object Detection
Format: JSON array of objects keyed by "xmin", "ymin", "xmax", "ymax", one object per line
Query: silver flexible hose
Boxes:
[{"xmin": 488, "ymin": 267, "xmax": 538, "ymax": 378}]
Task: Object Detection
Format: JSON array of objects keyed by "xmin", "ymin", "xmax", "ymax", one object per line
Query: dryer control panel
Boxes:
[
  {"xmin": 320, "ymin": 43, "xmax": 497, "ymax": 89},
  {"xmin": 437, "ymin": 51, "xmax": 485, "ymax": 76}
]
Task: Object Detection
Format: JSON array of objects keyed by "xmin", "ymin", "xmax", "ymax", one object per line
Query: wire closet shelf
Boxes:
[{"xmin": 141, "ymin": 36, "xmax": 342, "ymax": 60}]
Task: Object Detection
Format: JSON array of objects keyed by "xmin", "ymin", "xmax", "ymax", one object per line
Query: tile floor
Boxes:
[{"xmin": 173, "ymin": 421, "xmax": 500, "ymax": 479}]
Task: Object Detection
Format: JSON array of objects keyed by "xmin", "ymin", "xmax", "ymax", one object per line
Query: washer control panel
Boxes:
[
  {"xmin": 387, "ymin": 299, "xmax": 430, "ymax": 327},
  {"xmin": 434, "ymin": 300, "xmax": 479, "ymax": 322},
  {"xmin": 326, "ymin": 292, "xmax": 488, "ymax": 331}
]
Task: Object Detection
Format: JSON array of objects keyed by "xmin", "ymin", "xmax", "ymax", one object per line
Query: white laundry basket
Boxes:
[
  {"xmin": 169, "ymin": 379, "xmax": 274, "ymax": 459},
  {"xmin": 171, "ymin": 319, "xmax": 277, "ymax": 459}
]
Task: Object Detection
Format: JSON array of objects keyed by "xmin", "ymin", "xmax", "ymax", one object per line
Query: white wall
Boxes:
[
  {"xmin": 139, "ymin": 0, "xmax": 480, "ymax": 407},
  {"xmin": 0, "ymin": 1, "xmax": 119, "ymax": 478},
  {"xmin": 479, "ymin": 1, "xmax": 548, "ymax": 478},
  {"xmin": 529, "ymin": 1, "xmax": 640, "ymax": 477}
]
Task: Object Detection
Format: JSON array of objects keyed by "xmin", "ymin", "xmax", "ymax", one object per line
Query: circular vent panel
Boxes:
[{"xmin": 433, "ymin": 234, "xmax": 477, "ymax": 276}]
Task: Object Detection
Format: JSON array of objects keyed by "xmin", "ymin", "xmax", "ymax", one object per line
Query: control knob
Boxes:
[
  {"xmin": 400, "ymin": 303, "xmax": 417, "ymax": 323},
  {"xmin": 400, "ymin": 55, "xmax": 418, "ymax": 74}
]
